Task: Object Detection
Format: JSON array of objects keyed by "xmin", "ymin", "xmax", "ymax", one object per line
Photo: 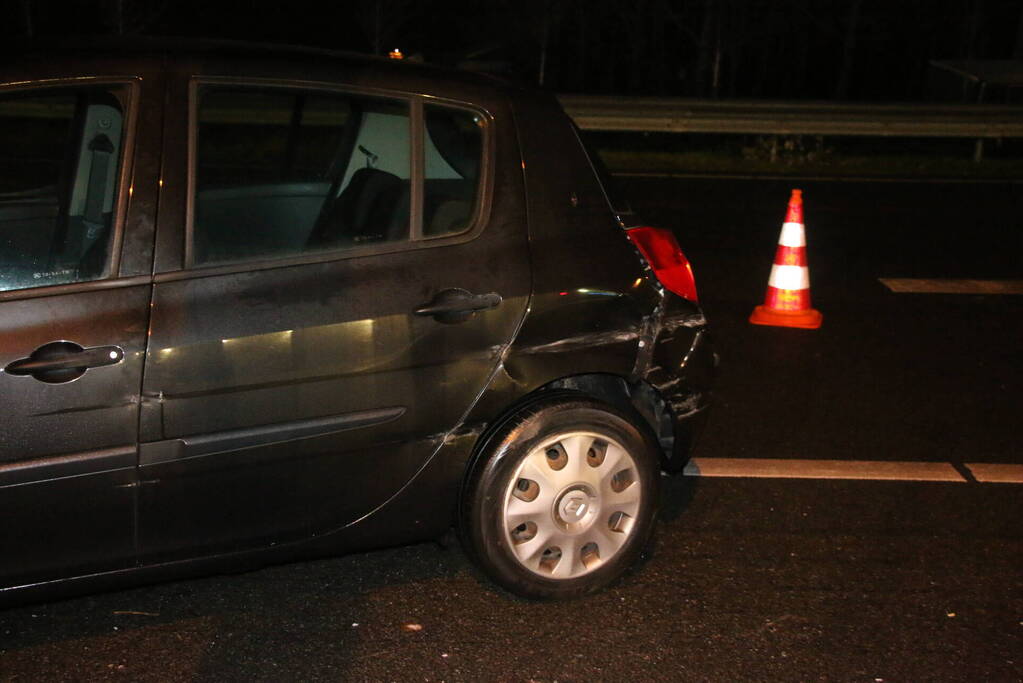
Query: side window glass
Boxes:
[
  {"xmin": 423, "ymin": 105, "xmax": 483, "ymax": 237},
  {"xmin": 194, "ymin": 88, "xmax": 411, "ymax": 264},
  {"xmin": 0, "ymin": 89, "xmax": 125, "ymax": 292}
]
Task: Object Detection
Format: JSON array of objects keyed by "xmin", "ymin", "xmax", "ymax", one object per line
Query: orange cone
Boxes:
[{"xmin": 749, "ymin": 189, "xmax": 822, "ymax": 329}]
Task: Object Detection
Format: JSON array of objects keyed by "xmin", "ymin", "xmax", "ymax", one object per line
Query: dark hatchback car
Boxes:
[{"xmin": 0, "ymin": 40, "xmax": 713, "ymax": 603}]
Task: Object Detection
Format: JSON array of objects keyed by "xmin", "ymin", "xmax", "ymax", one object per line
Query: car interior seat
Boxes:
[{"xmin": 308, "ymin": 167, "xmax": 409, "ymax": 247}]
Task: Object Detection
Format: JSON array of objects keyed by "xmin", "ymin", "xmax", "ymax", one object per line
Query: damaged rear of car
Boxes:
[{"xmin": 456, "ymin": 90, "xmax": 714, "ymax": 599}]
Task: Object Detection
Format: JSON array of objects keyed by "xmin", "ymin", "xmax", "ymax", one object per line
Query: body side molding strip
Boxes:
[
  {"xmin": 0, "ymin": 446, "xmax": 136, "ymax": 488},
  {"xmin": 139, "ymin": 406, "xmax": 406, "ymax": 467}
]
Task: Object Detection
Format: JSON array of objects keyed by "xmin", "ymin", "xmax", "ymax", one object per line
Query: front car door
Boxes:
[
  {"xmin": 137, "ymin": 61, "xmax": 531, "ymax": 561},
  {"xmin": 0, "ymin": 62, "xmax": 162, "ymax": 589}
]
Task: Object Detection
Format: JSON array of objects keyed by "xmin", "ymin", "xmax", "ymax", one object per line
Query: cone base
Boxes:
[{"xmin": 749, "ymin": 305, "xmax": 822, "ymax": 329}]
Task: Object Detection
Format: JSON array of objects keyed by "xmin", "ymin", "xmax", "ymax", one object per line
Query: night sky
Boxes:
[{"xmin": 4, "ymin": 0, "xmax": 1023, "ymax": 100}]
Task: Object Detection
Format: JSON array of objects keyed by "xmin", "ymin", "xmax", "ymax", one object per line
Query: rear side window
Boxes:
[
  {"xmin": 197, "ymin": 90, "xmax": 355, "ymax": 187},
  {"xmin": 194, "ymin": 88, "xmax": 411, "ymax": 264},
  {"xmin": 191, "ymin": 85, "xmax": 486, "ymax": 266},
  {"xmin": 0, "ymin": 87, "xmax": 126, "ymax": 292},
  {"xmin": 424, "ymin": 105, "xmax": 483, "ymax": 237}
]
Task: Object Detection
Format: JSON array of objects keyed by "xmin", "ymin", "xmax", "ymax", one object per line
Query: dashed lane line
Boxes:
[
  {"xmin": 964, "ymin": 463, "xmax": 1023, "ymax": 484},
  {"xmin": 879, "ymin": 278, "xmax": 1023, "ymax": 294},
  {"xmin": 683, "ymin": 458, "xmax": 964, "ymax": 482},
  {"xmin": 613, "ymin": 171, "xmax": 1023, "ymax": 185}
]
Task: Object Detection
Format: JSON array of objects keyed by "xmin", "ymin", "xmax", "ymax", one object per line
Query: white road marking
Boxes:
[
  {"xmin": 879, "ymin": 278, "xmax": 1023, "ymax": 294},
  {"xmin": 964, "ymin": 463, "xmax": 1023, "ymax": 484},
  {"xmin": 683, "ymin": 457, "xmax": 965, "ymax": 482},
  {"xmin": 612, "ymin": 171, "xmax": 1023, "ymax": 184}
]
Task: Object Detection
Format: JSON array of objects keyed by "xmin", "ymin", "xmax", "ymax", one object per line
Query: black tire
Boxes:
[{"xmin": 460, "ymin": 392, "xmax": 660, "ymax": 600}]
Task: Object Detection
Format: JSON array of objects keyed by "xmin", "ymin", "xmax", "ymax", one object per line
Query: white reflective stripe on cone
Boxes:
[
  {"xmin": 778, "ymin": 222, "xmax": 806, "ymax": 247},
  {"xmin": 768, "ymin": 264, "xmax": 810, "ymax": 290}
]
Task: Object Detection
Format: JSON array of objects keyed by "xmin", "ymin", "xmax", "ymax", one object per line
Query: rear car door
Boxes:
[
  {"xmin": 0, "ymin": 72, "xmax": 161, "ymax": 588},
  {"xmin": 137, "ymin": 70, "xmax": 530, "ymax": 561}
]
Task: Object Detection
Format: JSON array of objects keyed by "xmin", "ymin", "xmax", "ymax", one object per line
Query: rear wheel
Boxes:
[{"xmin": 461, "ymin": 394, "xmax": 660, "ymax": 599}]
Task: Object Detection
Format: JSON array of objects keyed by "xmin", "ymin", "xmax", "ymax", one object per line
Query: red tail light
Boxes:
[{"xmin": 626, "ymin": 226, "xmax": 698, "ymax": 303}]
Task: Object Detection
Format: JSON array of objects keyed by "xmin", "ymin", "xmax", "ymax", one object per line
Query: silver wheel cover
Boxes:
[{"xmin": 501, "ymin": 431, "xmax": 643, "ymax": 579}]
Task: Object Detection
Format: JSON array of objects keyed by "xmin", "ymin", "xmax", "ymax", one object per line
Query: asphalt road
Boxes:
[
  {"xmin": 2, "ymin": 177, "xmax": 1021, "ymax": 682},
  {"xmin": 622, "ymin": 176, "xmax": 1023, "ymax": 470}
]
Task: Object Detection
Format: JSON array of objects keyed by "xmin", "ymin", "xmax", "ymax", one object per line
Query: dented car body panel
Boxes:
[{"xmin": 0, "ymin": 40, "xmax": 712, "ymax": 605}]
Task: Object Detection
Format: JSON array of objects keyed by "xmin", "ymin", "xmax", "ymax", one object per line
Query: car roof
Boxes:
[{"xmin": 3, "ymin": 36, "xmax": 519, "ymax": 93}]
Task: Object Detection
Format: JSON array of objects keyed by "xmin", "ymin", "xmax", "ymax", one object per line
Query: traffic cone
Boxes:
[{"xmin": 749, "ymin": 189, "xmax": 822, "ymax": 329}]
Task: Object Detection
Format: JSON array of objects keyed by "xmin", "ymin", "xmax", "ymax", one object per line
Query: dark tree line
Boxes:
[
  {"xmin": 4, "ymin": 0, "xmax": 1023, "ymax": 100},
  {"xmin": 503, "ymin": 0, "xmax": 1023, "ymax": 99}
]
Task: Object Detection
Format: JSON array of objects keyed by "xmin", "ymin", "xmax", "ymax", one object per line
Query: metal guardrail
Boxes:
[{"xmin": 558, "ymin": 95, "xmax": 1023, "ymax": 138}]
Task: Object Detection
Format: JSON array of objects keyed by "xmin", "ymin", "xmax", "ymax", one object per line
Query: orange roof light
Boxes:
[{"xmin": 389, "ymin": 48, "xmax": 404, "ymax": 60}]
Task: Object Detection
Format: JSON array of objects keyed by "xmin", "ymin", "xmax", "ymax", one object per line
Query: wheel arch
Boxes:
[{"xmin": 460, "ymin": 373, "xmax": 673, "ymax": 503}]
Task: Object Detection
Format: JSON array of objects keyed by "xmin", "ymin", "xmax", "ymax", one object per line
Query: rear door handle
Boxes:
[
  {"xmin": 4, "ymin": 341, "xmax": 124, "ymax": 384},
  {"xmin": 413, "ymin": 288, "xmax": 502, "ymax": 324}
]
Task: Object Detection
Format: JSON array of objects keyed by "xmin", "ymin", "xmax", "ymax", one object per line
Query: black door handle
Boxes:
[
  {"xmin": 413, "ymin": 288, "xmax": 503, "ymax": 324},
  {"xmin": 4, "ymin": 341, "xmax": 124, "ymax": 384}
]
